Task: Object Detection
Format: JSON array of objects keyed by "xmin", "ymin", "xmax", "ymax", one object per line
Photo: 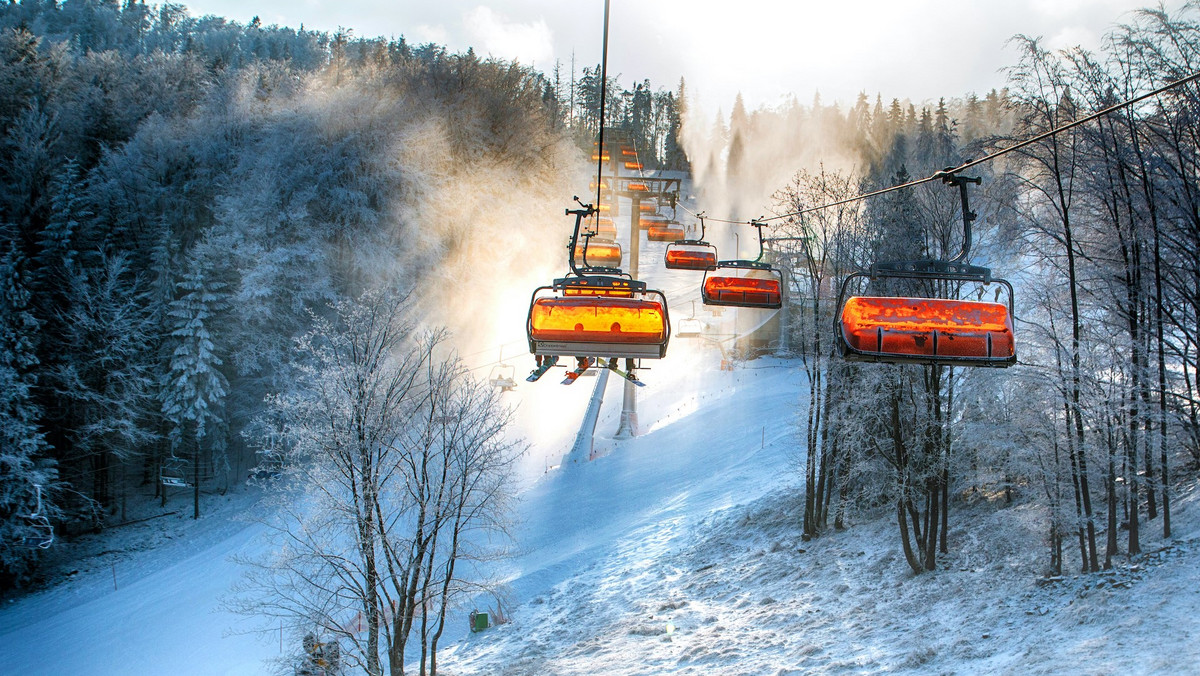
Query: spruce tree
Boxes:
[
  {"xmin": 160, "ymin": 268, "xmax": 228, "ymax": 519},
  {"xmin": 0, "ymin": 243, "xmax": 54, "ymax": 585}
]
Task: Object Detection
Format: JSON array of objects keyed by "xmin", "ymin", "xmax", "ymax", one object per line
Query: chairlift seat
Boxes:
[
  {"xmin": 702, "ymin": 274, "xmax": 782, "ymax": 308},
  {"xmin": 22, "ymin": 517, "xmax": 53, "ymax": 549},
  {"xmin": 647, "ymin": 225, "xmax": 685, "ymax": 242},
  {"xmin": 574, "ymin": 241, "xmax": 622, "ymax": 268},
  {"xmin": 161, "ymin": 457, "xmax": 190, "ymax": 487},
  {"xmin": 489, "ymin": 363, "xmax": 517, "ymax": 391},
  {"xmin": 528, "ymin": 297, "xmax": 668, "ymax": 358},
  {"xmin": 593, "ymin": 219, "xmax": 617, "ymax": 239},
  {"xmin": 665, "ymin": 243, "xmax": 718, "ymax": 270},
  {"xmin": 838, "ymin": 296, "xmax": 1015, "ymax": 366}
]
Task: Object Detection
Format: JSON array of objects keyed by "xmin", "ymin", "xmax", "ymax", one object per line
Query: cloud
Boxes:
[
  {"xmin": 411, "ymin": 23, "xmax": 450, "ymax": 47},
  {"xmin": 463, "ymin": 6, "xmax": 553, "ymax": 67}
]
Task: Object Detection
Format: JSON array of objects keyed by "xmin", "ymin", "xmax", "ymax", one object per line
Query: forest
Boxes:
[{"xmin": 1, "ymin": 0, "xmax": 1199, "ymax": 670}]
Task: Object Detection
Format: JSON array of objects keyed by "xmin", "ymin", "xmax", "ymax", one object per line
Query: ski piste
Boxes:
[
  {"xmin": 597, "ymin": 358, "xmax": 646, "ymax": 387},
  {"xmin": 526, "ymin": 355, "xmax": 559, "ymax": 382},
  {"xmin": 561, "ymin": 358, "xmax": 595, "ymax": 384}
]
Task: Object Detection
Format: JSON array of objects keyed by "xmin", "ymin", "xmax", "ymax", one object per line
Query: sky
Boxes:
[{"xmin": 183, "ymin": 0, "xmax": 1177, "ymax": 116}]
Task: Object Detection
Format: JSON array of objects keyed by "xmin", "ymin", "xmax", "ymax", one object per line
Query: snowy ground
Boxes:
[
  {"xmin": 441, "ymin": 332, "xmax": 1200, "ymax": 675},
  {"xmin": 3, "ymin": 209, "xmax": 1200, "ymax": 674}
]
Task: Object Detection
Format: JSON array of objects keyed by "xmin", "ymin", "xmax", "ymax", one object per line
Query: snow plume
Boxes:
[
  {"xmin": 393, "ymin": 116, "xmax": 589, "ymax": 371},
  {"xmin": 166, "ymin": 58, "xmax": 587, "ymax": 394},
  {"xmin": 678, "ymin": 93, "xmax": 860, "ymax": 253}
]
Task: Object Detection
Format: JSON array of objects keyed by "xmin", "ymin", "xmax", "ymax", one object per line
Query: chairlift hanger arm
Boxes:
[
  {"xmin": 565, "ymin": 197, "xmax": 598, "ymax": 277},
  {"xmin": 934, "ymin": 171, "xmax": 981, "ymax": 265},
  {"xmin": 670, "ymin": 212, "xmax": 710, "ymax": 245}
]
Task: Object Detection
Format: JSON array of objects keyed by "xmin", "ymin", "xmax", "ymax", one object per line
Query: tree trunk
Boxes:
[
  {"xmin": 1064, "ymin": 401, "xmax": 1089, "ymax": 572},
  {"xmin": 1105, "ymin": 418, "xmax": 1119, "ymax": 570},
  {"xmin": 1153, "ymin": 217, "xmax": 1171, "ymax": 538},
  {"xmin": 1127, "ymin": 393, "xmax": 1141, "ymax": 556},
  {"xmin": 924, "ymin": 475, "xmax": 940, "ymax": 571},
  {"xmin": 897, "ymin": 497, "xmax": 924, "ymax": 575},
  {"xmin": 192, "ymin": 436, "xmax": 200, "ymax": 520}
]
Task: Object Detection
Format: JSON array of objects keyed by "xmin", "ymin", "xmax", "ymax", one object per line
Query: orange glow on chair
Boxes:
[
  {"xmin": 839, "ymin": 296, "xmax": 1015, "ymax": 362},
  {"xmin": 574, "ymin": 241, "xmax": 622, "ymax": 267},
  {"xmin": 530, "ymin": 297, "xmax": 666, "ymax": 344},
  {"xmin": 703, "ymin": 275, "xmax": 782, "ymax": 308},
  {"xmin": 592, "ymin": 220, "xmax": 617, "ymax": 239},
  {"xmin": 665, "ymin": 247, "xmax": 717, "ymax": 270},
  {"xmin": 639, "ymin": 202, "xmax": 656, "ymax": 212},
  {"xmin": 647, "ymin": 225, "xmax": 686, "ymax": 242},
  {"xmin": 625, "ymin": 161, "xmax": 643, "ymax": 170}
]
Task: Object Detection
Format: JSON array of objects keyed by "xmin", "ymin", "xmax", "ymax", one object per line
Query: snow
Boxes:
[{"xmin": 4, "ymin": 220, "xmax": 1200, "ymax": 675}]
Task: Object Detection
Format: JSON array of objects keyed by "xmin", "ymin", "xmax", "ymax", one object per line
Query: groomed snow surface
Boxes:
[{"xmin": 4, "ymin": 307, "xmax": 1200, "ymax": 674}]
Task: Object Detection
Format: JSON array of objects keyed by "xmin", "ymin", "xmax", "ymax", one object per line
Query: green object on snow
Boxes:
[{"xmin": 471, "ymin": 611, "xmax": 489, "ymax": 632}]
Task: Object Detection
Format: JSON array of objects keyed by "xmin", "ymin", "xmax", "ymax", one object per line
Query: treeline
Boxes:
[
  {"xmin": 755, "ymin": 4, "xmax": 1200, "ymax": 574},
  {"xmin": 0, "ymin": 0, "xmax": 579, "ymax": 587},
  {"xmin": 544, "ymin": 57, "xmax": 689, "ymax": 172}
]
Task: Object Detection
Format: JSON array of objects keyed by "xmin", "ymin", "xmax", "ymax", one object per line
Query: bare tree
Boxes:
[
  {"xmin": 229, "ymin": 289, "xmax": 520, "ymax": 676},
  {"xmin": 773, "ymin": 167, "xmax": 865, "ymax": 539}
]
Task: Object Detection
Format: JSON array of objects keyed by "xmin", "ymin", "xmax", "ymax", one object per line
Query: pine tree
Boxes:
[
  {"xmin": 38, "ymin": 160, "xmax": 90, "ymax": 274},
  {"xmin": 0, "ymin": 243, "xmax": 54, "ymax": 586},
  {"xmin": 51, "ymin": 253, "xmax": 157, "ymax": 514},
  {"xmin": 160, "ymin": 268, "xmax": 228, "ymax": 519}
]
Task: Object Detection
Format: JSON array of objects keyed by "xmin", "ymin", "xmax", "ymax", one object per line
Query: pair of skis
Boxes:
[{"xmin": 526, "ymin": 356, "xmax": 645, "ymax": 386}]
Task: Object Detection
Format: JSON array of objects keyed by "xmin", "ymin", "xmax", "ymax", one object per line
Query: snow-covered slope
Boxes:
[{"xmin": 0, "ymin": 491, "xmax": 277, "ymax": 675}]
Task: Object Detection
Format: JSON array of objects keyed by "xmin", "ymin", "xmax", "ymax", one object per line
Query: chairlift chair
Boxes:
[
  {"xmin": 665, "ymin": 213, "xmax": 719, "ymax": 271},
  {"xmin": 676, "ymin": 302, "xmax": 705, "ymax": 337},
  {"xmin": 701, "ymin": 220, "xmax": 784, "ymax": 309},
  {"xmin": 640, "ymin": 214, "xmax": 666, "ymax": 227},
  {"xmin": 161, "ymin": 454, "xmax": 190, "ymax": 487},
  {"xmin": 488, "ymin": 351, "xmax": 518, "ymax": 392},
  {"xmin": 573, "ymin": 239, "xmax": 623, "ymax": 268},
  {"xmin": 834, "ymin": 173, "xmax": 1016, "ymax": 367},
  {"xmin": 20, "ymin": 484, "xmax": 53, "ymax": 549},
  {"xmin": 527, "ymin": 203, "xmax": 671, "ymax": 362},
  {"xmin": 592, "ymin": 216, "xmax": 617, "ymax": 240},
  {"xmin": 647, "ymin": 222, "xmax": 686, "ymax": 242}
]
